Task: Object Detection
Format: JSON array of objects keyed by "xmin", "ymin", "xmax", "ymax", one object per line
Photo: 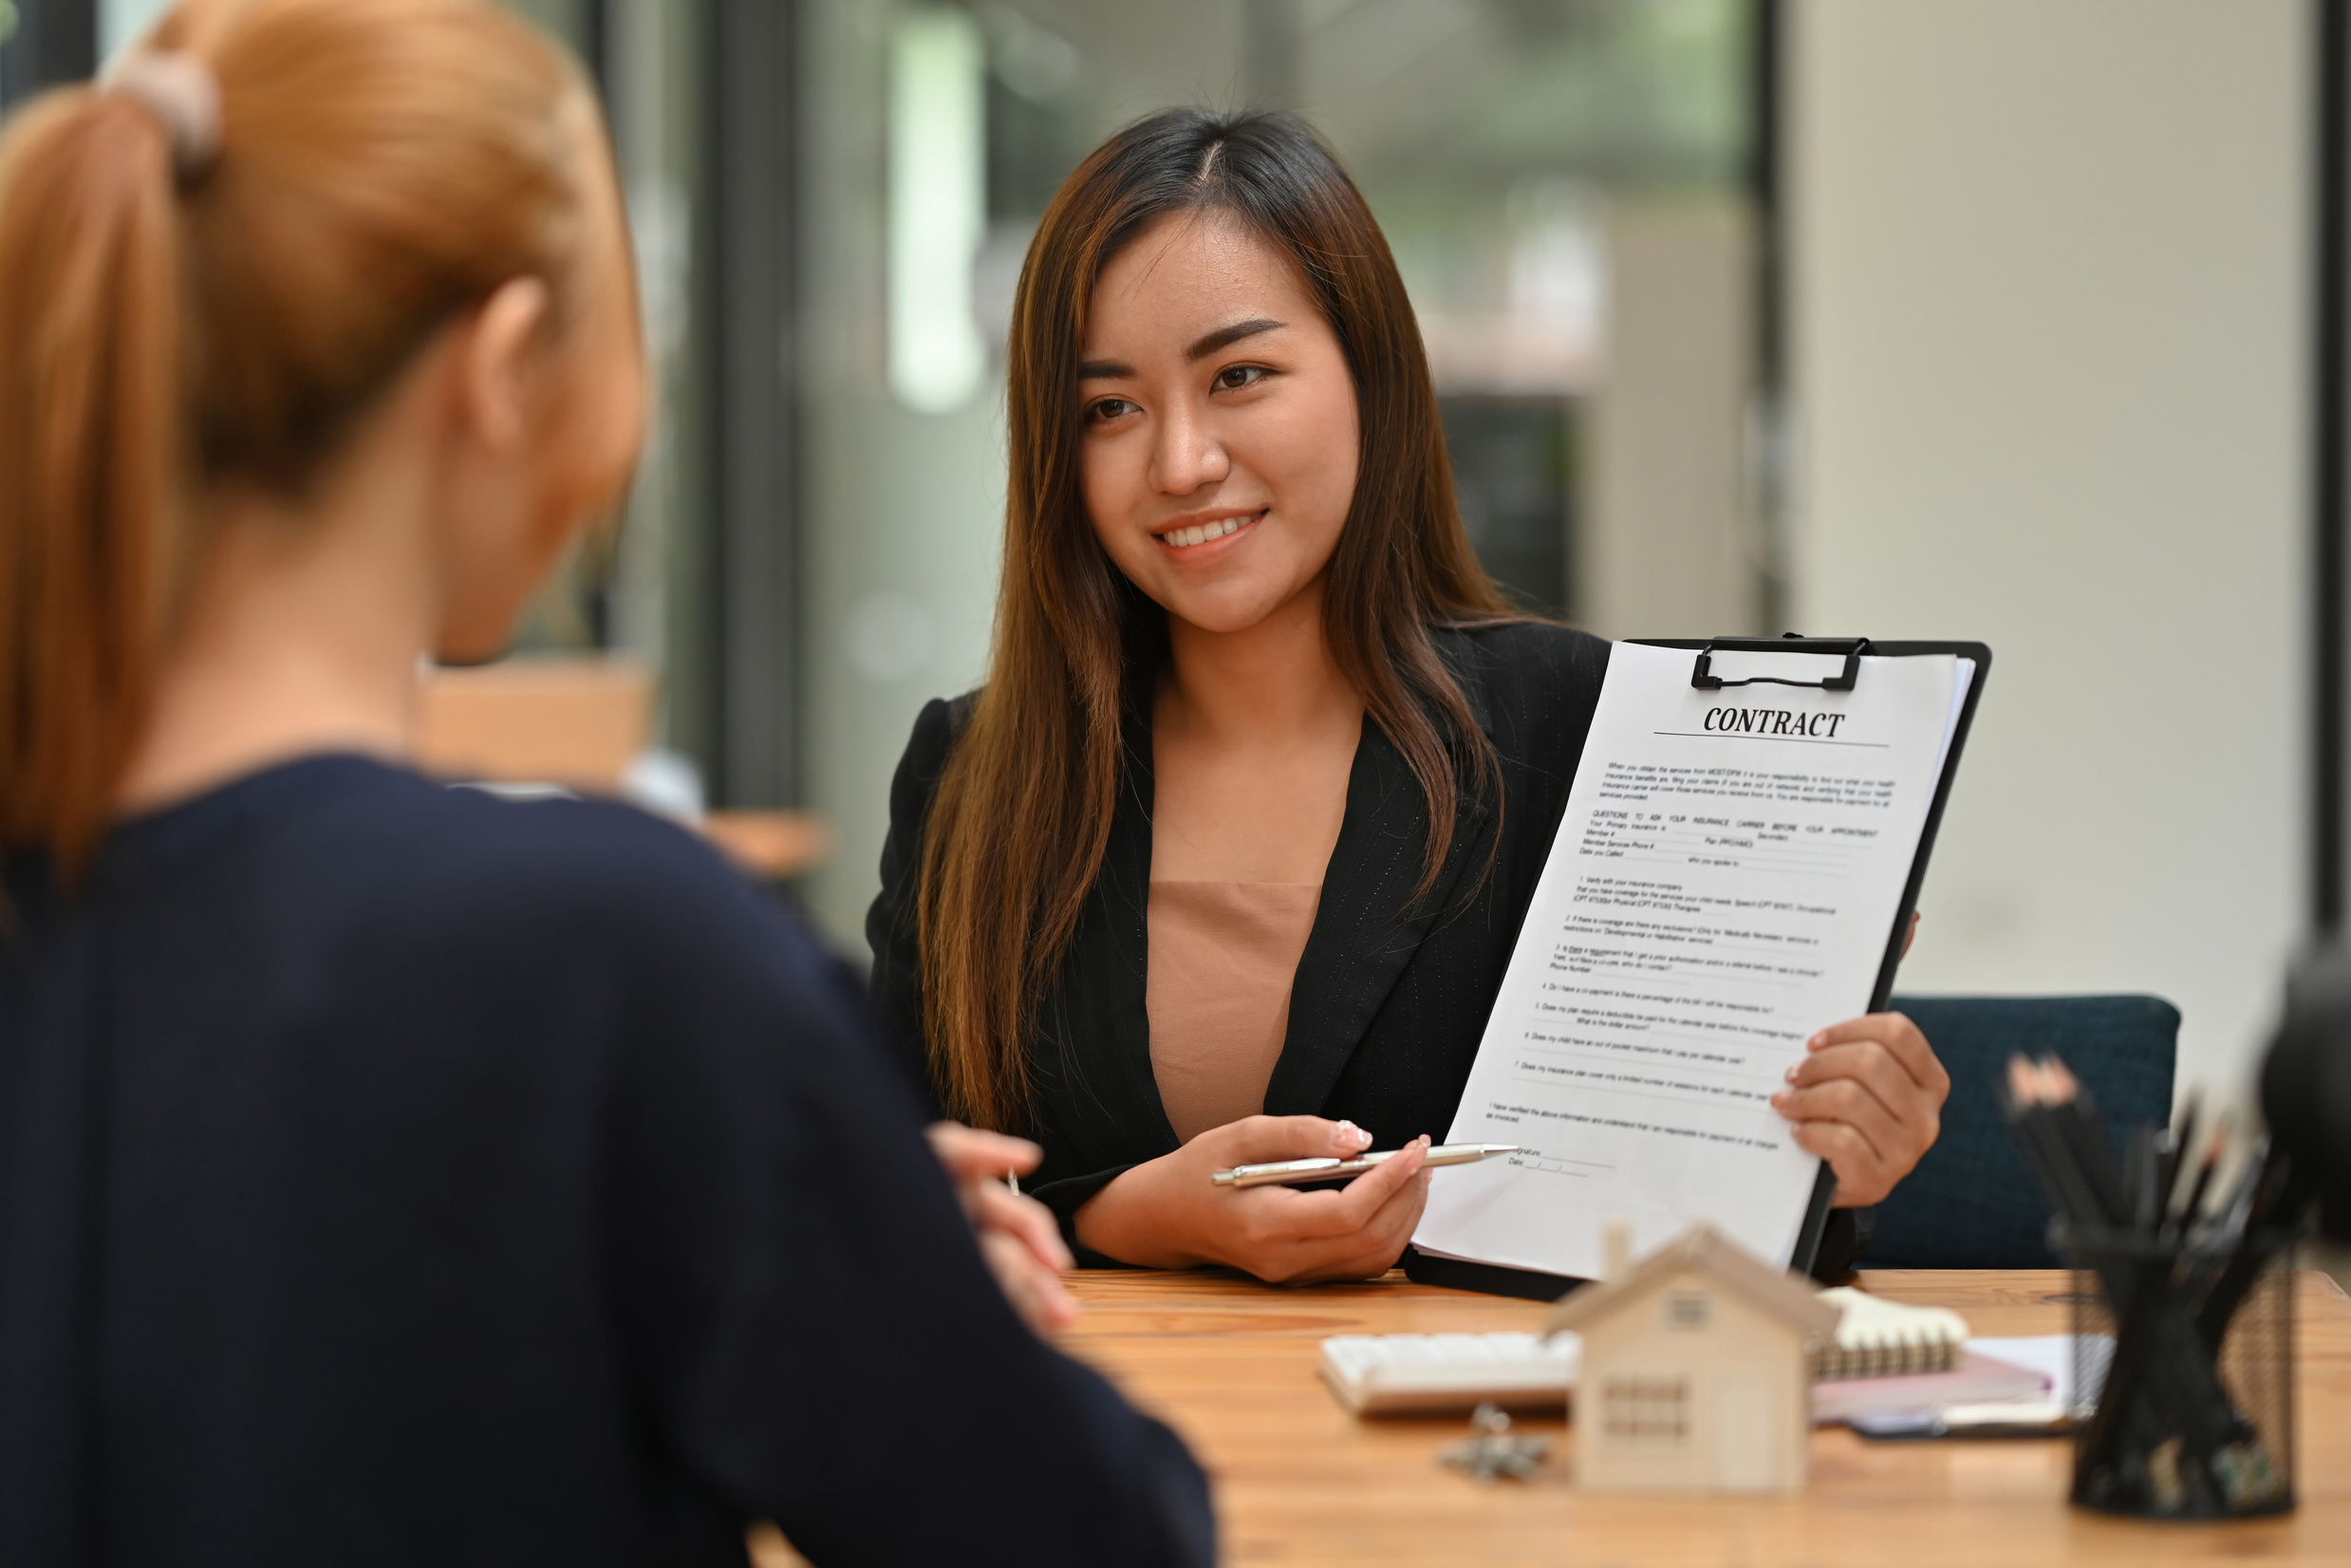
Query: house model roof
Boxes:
[{"xmin": 1545, "ymin": 1223, "xmax": 1842, "ymax": 1339}]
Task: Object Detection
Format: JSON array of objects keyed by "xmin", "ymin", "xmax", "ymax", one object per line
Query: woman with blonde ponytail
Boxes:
[{"xmin": 0, "ymin": 4, "xmax": 1207, "ymax": 1562}]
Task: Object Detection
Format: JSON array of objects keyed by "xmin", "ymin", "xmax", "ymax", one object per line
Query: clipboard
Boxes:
[{"xmin": 1405, "ymin": 635, "xmax": 1992, "ymax": 1301}]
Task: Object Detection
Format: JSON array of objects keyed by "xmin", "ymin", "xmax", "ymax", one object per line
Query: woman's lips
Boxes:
[{"xmin": 1154, "ymin": 509, "xmax": 1265, "ymax": 553}]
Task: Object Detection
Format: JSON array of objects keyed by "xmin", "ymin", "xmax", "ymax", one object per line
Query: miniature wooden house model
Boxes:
[{"xmin": 1547, "ymin": 1224, "xmax": 1839, "ymax": 1493}]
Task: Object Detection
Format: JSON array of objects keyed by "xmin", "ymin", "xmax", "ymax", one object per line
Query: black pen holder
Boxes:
[{"xmin": 2056, "ymin": 1222, "xmax": 2296, "ymax": 1521}]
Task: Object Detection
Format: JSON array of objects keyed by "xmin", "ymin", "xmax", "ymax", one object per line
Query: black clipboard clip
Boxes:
[{"xmin": 1690, "ymin": 635, "xmax": 1873, "ymax": 693}]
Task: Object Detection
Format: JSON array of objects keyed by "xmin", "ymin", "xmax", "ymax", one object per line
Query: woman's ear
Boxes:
[{"xmin": 455, "ymin": 277, "xmax": 552, "ymax": 452}]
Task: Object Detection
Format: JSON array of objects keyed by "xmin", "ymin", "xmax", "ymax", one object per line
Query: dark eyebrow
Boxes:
[
  {"xmin": 1075, "ymin": 318, "xmax": 1285, "ymax": 381},
  {"xmin": 1185, "ymin": 317, "xmax": 1284, "ymax": 362}
]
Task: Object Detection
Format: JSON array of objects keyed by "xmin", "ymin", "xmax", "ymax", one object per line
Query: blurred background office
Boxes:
[{"xmin": 3, "ymin": 0, "xmax": 2337, "ymax": 1134}]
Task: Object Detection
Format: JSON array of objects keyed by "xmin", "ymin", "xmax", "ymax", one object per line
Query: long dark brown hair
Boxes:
[{"xmin": 919, "ymin": 108, "xmax": 1515, "ymax": 1129}]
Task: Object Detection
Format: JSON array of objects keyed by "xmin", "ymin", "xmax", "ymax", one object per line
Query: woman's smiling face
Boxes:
[{"xmin": 1076, "ymin": 210, "xmax": 1361, "ymax": 635}]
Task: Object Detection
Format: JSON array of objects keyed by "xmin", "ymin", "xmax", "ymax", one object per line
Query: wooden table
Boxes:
[{"xmin": 1055, "ymin": 1268, "xmax": 2351, "ymax": 1566}]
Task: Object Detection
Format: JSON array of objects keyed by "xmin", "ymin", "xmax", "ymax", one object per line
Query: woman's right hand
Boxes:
[
  {"xmin": 926, "ymin": 1122, "xmax": 1079, "ymax": 1336},
  {"xmin": 1073, "ymin": 1116, "xmax": 1431, "ymax": 1284}
]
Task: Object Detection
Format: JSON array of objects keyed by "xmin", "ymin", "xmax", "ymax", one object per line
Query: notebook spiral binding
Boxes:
[{"xmin": 1812, "ymin": 1333, "xmax": 1961, "ymax": 1381}]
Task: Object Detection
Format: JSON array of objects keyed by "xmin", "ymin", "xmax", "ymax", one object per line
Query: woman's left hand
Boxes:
[{"xmin": 1770, "ymin": 1012, "xmax": 1950, "ymax": 1207}]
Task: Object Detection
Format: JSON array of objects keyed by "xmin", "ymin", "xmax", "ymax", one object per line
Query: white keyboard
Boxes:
[{"xmin": 1318, "ymin": 1332, "xmax": 1580, "ymax": 1414}]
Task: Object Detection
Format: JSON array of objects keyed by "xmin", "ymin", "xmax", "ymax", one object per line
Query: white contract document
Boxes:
[{"xmin": 1414, "ymin": 642, "xmax": 1976, "ymax": 1281}]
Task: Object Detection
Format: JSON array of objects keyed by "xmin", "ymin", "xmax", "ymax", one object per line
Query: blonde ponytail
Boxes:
[
  {"xmin": 0, "ymin": 83, "xmax": 193, "ymax": 874},
  {"xmin": 0, "ymin": 0, "xmax": 602, "ymax": 877}
]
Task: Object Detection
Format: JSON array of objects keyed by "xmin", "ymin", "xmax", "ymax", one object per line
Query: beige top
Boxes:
[{"xmin": 1146, "ymin": 880, "xmax": 1322, "ymax": 1145}]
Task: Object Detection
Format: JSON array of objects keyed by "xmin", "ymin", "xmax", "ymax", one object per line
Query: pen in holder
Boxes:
[
  {"xmin": 2055, "ymin": 1220, "xmax": 2295, "ymax": 1519},
  {"xmin": 2001, "ymin": 1056, "xmax": 2300, "ymax": 1521}
]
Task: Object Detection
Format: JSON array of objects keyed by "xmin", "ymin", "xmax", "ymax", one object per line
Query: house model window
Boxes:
[
  {"xmin": 1599, "ymin": 1375, "xmax": 1691, "ymax": 1446},
  {"xmin": 1547, "ymin": 1224, "xmax": 1841, "ymax": 1493}
]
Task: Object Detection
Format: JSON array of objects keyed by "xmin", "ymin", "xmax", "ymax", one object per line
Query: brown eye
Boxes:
[
  {"xmin": 1214, "ymin": 364, "xmax": 1268, "ymax": 392},
  {"xmin": 1086, "ymin": 397, "xmax": 1138, "ymax": 423}
]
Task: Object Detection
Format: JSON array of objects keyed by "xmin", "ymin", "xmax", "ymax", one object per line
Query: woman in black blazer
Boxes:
[{"xmin": 869, "ymin": 109, "xmax": 1947, "ymax": 1285}]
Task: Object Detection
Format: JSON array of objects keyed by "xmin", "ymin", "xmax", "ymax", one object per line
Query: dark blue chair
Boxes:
[{"xmin": 1857, "ymin": 994, "xmax": 2179, "ymax": 1268}]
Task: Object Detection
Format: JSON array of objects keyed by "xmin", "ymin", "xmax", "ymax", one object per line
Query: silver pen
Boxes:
[{"xmin": 1209, "ymin": 1143, "xmax": 1522, "ymax": 1189}]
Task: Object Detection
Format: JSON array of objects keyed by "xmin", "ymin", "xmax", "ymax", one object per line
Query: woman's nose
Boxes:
[{"xmin": 1148, "ymin": 402, "xmax": 1229, "ymax": 495}]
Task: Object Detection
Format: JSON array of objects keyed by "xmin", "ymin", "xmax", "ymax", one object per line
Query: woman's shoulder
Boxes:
[
  {"xmin": 1429, "ymin": 620, "xmax": 1612, "ymax": 789},
  {"xmin": 376, "ymin": 783, "xmax": 877, "ymax": 1052},
  {"xmin": 1436, "ymin": 619, "xmax": 1612, "ymax": 706},
  {"xmin": 890, "ymin": 691, "xmax": 980, "ymax": 812},
  {"xmin": 373, "ymin": 775, "xmax": 793, "ymax": 962},
  {"xmin": 82, "ymin": 756, "xmax": 844, "ymax": 1028}
]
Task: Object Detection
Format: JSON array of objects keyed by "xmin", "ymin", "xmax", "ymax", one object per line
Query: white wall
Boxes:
[
  {"xmin": 1785, "ymin": 0, "xmax": 2309, "ymax": 1112},
  {"xmin": 1583, "ymin": 196, "xmax": 1763, "ymax": 640},
  {"xmin": 99, "ymin": 0, "xmax": 171, "ymax": 62}
]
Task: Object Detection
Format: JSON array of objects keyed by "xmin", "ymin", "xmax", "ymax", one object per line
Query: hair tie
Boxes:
[{"xmin": 106, "ymin": 50, "xmax": 222, "ymax": 189}]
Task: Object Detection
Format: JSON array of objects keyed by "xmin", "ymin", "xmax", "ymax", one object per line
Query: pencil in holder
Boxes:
[{"xmin": 2057, "ymin": 1222, "xmax": 2296, "ymax": 1521}]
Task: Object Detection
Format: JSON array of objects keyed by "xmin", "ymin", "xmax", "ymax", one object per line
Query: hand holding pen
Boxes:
[{"xmin": 1073, "ymin": 1116, "xmax": 1436, "ymax": 1285}]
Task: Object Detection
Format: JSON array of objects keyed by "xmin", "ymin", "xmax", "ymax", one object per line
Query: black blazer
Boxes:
[{"xmin": 868, "ymin": 622, "xmax": 1864, "ymax": 1275}]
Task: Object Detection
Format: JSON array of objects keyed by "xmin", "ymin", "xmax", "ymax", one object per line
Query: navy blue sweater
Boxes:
[{"xmin": 0, "ymin": 756, "xmax": 1211, "ymax": 1567}]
